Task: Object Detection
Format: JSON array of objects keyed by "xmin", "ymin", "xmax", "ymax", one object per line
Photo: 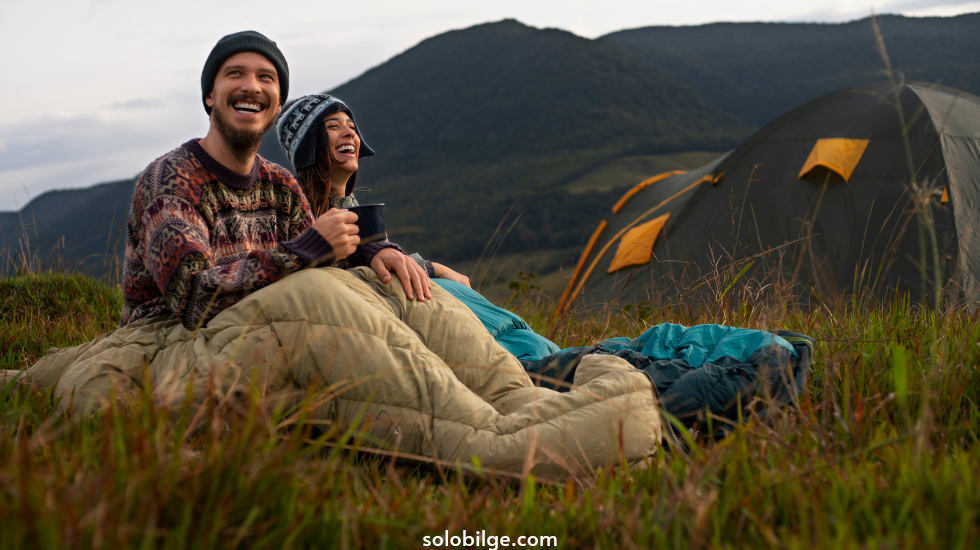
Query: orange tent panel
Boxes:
[
  {"xmin": 798, "ymin": 138, "xmax": 870, "ymax": 182},
  {"xmin": 607, "ymin": 213, "xmax": 670, "ymax": 273},
  {"xmin": 941, "ymin": 187, "xmax": 949, "ymax": 203},
  {"xmin": 559, "ymin": 177, "xmax": 705, "ymax": 315}
]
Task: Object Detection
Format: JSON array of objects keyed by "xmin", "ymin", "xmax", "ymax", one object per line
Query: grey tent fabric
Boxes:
[
  {"xmin": 562, "ymin": 82, "xmax": 980, "ymax": 308},
  {"xmin": 912, "ymin": 85, "xmax": 980, "ymax": 302}
]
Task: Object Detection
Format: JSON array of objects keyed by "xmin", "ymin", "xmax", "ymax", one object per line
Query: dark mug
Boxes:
[{"xmin": 347, "ymin": 203, "xmax": 387, "ymax": 245}]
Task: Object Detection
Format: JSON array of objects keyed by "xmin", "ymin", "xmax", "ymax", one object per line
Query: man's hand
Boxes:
[
  {"xmin": 371, "ymin": 248, "xmax": 432, "ymax": 301},
  {"xmin": 432, "ymin": 262, "xmax": 470, "ymax": 288},
  {"xmin": 311, "ymin": 209, "xmax": 360, "ymax": 260}
]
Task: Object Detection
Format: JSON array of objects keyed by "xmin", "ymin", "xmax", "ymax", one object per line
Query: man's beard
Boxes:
[{"xmin": 212, "ymin": 103, "xmax": 271, "ymax": 162}]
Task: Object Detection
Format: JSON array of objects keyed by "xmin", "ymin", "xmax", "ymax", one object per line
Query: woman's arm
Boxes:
[
  {"xmin": 432, "ymin": 262, "xmax": 471, "ymax": 288},
  {"xmin": 406, "ymin": 254, "xmax": 470, "ymax": 288}
]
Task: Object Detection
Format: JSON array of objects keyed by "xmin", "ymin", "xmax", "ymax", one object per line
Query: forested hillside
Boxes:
[
  {"xmin": 5, "ymin": 14, "xmax": 979, "ymax": 273},
  {"xmin": 602, "ymin": 13, "xmax": 980, "ymax": 125},
  {"xmin": 1, "ymin": 179, "xmax": 135, "ymax": 276},
  {"xmin": 265, "ymin": 19, "xmax": 747, "ymax": 260}
]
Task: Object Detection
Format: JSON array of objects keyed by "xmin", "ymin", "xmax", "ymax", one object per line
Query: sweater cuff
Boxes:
[
  {"xmin": 348, "ymin": 240, "xmax": 406, "ymax": 267},
  {"xmin": 282, "ymin": 228, "xmax": 335, "ymax": 266}
]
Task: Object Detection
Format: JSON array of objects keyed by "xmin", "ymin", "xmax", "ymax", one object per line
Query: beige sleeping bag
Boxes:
[{"xmin": 8, "ymin": 267, "xmax": 662, "ymax": 476}]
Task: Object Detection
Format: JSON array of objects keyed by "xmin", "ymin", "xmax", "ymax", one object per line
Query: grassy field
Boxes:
[
  {"xmin": 563, "ymin": 151, "xmax": 725, "ymax": 194},
  {"xmin": 2, "ymin": 26, "xmax": 976, "ymax": 543},
  {"xmin": 1, "ymin": 267, "xmax": 978, "ymax": 549}
]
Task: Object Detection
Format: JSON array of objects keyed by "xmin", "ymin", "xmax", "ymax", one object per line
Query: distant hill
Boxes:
[
  {"xmin": 7, "ymin": 14, "xmax": 980, "ymax": 275},
  {"xmin": 0, "ymin": 179, "xmax": 135, "ymax": 276},
  {"xmin": 602, "ymin": 13, "xmax": 980, "ymax": 125},
  {"xmin": 262, "ymin": 19, "xmax": 748, "ymax": 260}
]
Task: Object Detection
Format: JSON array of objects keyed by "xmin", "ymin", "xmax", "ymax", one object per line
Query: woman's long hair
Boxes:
[{"xmin": 296, "ymin": 124, "xmax": 358, "ymax": 218}]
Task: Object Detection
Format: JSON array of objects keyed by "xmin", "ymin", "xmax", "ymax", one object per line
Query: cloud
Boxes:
[
  {"xmin": 106, "ymin": 98, "xmax": 165, "ymax": 110},
  {"xmin": 0, "ymin": 150, "xmax": 151, "ymax": 212},
  {"xmin": 886, "ymin": 0, "xmax": 980, "ymax": 11},
  {"xmin": 0, "ymin": 114, "xmax": 155, "ymax": 172},
  {"xmin": 781, "ymin": 0, "xmax": 980, "ymax": 22},
  {"xmin": 2, "ymin": 0, "xmax": 977, "ymax": 211},
  {"xmin": 897, "ymin": 0, "xmax": 980, "ymax": 16},
  {"xmin": 0, "ymin": 96, "xmax": 208, "ymax": 210}
]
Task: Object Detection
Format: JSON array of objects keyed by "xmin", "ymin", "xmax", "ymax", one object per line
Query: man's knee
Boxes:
[
  {"xmin": 346, "ymin": 266, "xmax": 400, "ymax": 295},
  {"xmin": 210, "ymin": 267, "xmax": 372, "ymax": 329},
  {"xmin": 270, "ymin": 267, "xmax": 379, "ymax": 305},
  {"xmin": 277, "ymin": 267, "xmax": 350, "ymax": 296}
]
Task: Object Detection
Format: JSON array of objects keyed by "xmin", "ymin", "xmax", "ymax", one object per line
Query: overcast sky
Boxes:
[{"xmin": 1, "ymin": 0, "xmax": 978, "ymax": 211}]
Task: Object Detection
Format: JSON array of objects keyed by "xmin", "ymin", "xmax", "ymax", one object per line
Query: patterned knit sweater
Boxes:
[{"xmin": 120, "ymin": 139, "xmax": 396, "ymax": 330}]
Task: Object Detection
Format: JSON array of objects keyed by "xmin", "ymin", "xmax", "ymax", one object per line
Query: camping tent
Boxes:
[{"xmin": 558, "ymin": 82, "xmax": 980, "ymax": 312}]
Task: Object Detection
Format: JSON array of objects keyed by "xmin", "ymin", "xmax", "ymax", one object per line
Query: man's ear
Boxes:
[
  {"xmin": 273, "ymin": 101, "xmax": 282, "ymax": 116},
  {"xmin": 205, "ymin": 92, "xmax": 214, "ymax": 108}
]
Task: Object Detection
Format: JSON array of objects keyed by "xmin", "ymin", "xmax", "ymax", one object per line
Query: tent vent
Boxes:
[
  {"xmin": 798, "ymin": 138, "xmax": 870, "ymax": 182},
  {"xmin": 607, "ymin": 213, "xmax": 670, "ymax": 273}
]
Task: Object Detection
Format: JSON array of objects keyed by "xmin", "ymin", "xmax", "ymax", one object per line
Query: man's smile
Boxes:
[
  {"xmin": 228, "ymin": 95, "xmax": 269, "ymax": 121},
  {"xmin": 233, "ymin": 101, "xmax": 263, "ymax": 113}
]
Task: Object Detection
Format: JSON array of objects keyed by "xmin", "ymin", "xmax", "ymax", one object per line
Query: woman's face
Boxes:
[{"xmin": 322, "ymin": 111, "xmax": 360, "ymax": 174}]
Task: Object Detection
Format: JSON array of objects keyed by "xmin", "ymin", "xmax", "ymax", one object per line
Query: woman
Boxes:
[
  {"xmin": 274, "ymin": 95, "xmax": 813, "ymax": 440},
  {"xmin": 275, "ymin": 93, "xmax": 470, "ymax": 294}
]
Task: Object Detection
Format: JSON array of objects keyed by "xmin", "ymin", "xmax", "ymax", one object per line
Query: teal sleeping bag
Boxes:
[
  {"xmin": 433, "ymin": 279, "xmax": 560, "ymax": 360},
  {"xmin": 433, "ymin": 279, "xmax": 813, "ymax": 436}
]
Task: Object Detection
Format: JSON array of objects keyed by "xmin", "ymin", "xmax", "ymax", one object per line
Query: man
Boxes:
[
  {"xmin": 121, "ymin": 30, "xmax": 429, "ymax": 330},
  {"xmin": 12, "ymin": 31, "xmax": 661, "ymax": 476}
]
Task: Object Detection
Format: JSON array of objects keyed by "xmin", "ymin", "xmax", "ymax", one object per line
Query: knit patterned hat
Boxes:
[
  {"xmin": 201, "ymin": 30, "xmax": 289, "ymax": 115},
  {"xmin": 275, "ymin": 94, "xmax": 376, "ymax": 171}
]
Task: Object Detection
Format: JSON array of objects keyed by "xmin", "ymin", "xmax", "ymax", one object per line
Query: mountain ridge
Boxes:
[
  {"xmin": 601, "ymin": 13, "xmax": 980, "ymax": 125},
  {"xmin": 302, "ymin": 19, "xmax": 747, "ymax": 258},
  {"xmin": 5, "ymin": 14, "xmax": 979, "ymax": 274}
]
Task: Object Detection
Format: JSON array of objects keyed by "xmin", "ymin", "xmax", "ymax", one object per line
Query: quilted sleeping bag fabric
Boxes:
[
  {"xmin": 13, "ymin": 267, "xmax": 662, "ymax": 477},
  {"xmin": 431, "ymin": 279, "xmax": 813, "ymax": 435}
]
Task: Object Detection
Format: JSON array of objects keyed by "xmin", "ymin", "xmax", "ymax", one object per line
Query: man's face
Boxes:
[{"xmin": 205, "ymin": 52, "xmax": 281, "ymax": 158}]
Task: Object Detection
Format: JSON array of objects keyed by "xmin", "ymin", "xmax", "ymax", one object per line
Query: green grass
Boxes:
[
  {"xmin": 0, "ymin": 273, "xmax": 121, "ymax": 368},
  {"xmin": 2, "ymin": 270, "xmax": 979, "ymax": 548}
]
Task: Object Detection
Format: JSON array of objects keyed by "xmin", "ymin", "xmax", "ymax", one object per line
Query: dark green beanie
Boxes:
[{"xmin": 201, "ymin": 30, "xmax": 289, "ymax": 115}]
